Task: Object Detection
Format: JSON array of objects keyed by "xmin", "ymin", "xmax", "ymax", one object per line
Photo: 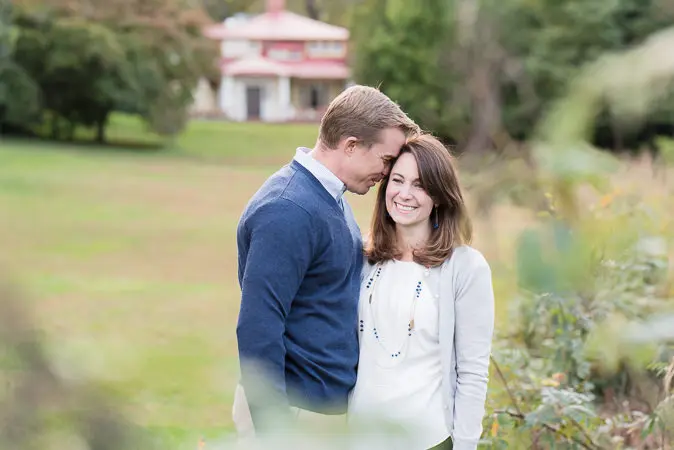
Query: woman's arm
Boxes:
[{"xmin": 451, "ymin": 249, "xmax": 495, "ymax": 450}]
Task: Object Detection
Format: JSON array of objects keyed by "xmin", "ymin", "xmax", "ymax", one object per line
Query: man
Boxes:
[{"xmin": 234, "ymin": 85, "xmax": 419, "ymax": 436}]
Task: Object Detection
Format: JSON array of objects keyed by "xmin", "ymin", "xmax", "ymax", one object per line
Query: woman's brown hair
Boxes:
[{"xmin": 365, "ymin": 133, "xmax": 473, "ymax": 267}]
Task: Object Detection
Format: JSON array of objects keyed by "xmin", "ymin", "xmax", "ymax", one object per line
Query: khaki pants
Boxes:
[
  {"xmin": 232, "ymin": 384, "xmax": 346, "ymax": 439},
  {"xmin": 232, "ymin": 384, "xmax": 257, "ymax": 439}
]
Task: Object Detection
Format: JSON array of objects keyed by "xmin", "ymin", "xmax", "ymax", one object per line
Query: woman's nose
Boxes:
[{"xmin": 398, "ymin": 185, "xmax": 413, "ymax": 198}]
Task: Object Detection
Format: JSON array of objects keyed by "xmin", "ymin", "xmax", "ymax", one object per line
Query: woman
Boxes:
[{"xmin": 348, "ymin": 134, "xmax": 495, "ymax": 450}]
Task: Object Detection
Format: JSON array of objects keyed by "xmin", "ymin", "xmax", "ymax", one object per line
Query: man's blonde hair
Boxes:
[{"xmin": 318, "ymin": 85, "xmax": 419, "ymax": 149}]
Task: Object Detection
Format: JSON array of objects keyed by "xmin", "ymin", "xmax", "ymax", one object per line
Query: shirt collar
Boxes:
[{"xmin": 293, "ymin": 147, "xmax": 347, "ymax": 201}]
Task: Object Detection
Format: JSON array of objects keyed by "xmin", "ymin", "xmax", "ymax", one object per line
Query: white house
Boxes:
[{"xmin": 202, "ymin": 0, "xmax": 351, "ymax": 122}]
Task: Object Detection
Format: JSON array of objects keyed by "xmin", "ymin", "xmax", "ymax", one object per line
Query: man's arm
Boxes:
[{"xmin": 236, "ymin": 200, "xmax": 314, "ymax": 430}]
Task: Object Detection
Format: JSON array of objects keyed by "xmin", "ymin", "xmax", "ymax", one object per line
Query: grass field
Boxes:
[
  {"xmin": 0, "ymin": 116, "xmax": 331, "ymax": 446},
  {"xmin": 1, "ymin": 115, "xmax": 671, "ymax": 447}
]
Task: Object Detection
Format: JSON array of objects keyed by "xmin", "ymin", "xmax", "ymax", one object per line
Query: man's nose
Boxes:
[{"xmin": 382, "ymin": 166, "xmax": 390, "ymax": 177}]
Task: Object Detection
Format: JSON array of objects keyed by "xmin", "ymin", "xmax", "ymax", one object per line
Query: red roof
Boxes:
[
  {"xmin": 204, "ymin": 10, "xmax": 349, "ymax": 42},
  {"xmin": 222, "ymin": 57, "xmax": 350, "ymax": 79}
]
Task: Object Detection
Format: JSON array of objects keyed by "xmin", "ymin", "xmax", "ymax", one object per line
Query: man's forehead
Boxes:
[
  {"xmin": 380, "ymin": 127, "xmax": 406, "ymax": 143},
  {"xmin": 389, "ymin": 147, "xmax": 402, "ymax": 157}
]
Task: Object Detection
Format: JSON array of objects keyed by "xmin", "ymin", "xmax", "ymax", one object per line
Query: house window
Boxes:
[
  {"xmin": 268, "ymin": 48, "xmax": 303, "ymax": 61},
  {"xmin": 306, "ymin": 41, "xmax": 345, "ymax": 58},
  {"xmin": 222, "ymin": 40, "xmax": 261, "ymax": 58}
]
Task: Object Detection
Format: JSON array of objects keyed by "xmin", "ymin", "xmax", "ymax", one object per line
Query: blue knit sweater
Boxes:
[{"xmin": 236, "ymin": 160, "xmax": 362, "ymax": 425}]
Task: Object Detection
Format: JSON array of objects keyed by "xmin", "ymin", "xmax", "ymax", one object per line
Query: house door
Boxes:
[{"xmin": 246, "ymin": 86, "xmax": 262, "ymax": 120}]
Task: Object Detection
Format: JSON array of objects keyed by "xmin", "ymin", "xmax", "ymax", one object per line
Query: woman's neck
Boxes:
[{"xmin": 396, "ymin": 222, "xmax": 431, "ymax": 261}]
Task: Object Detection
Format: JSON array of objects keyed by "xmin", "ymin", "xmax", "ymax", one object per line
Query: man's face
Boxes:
[{"xmin": 341, "ymin": 128, "xmax": 407, "ymax": 195}]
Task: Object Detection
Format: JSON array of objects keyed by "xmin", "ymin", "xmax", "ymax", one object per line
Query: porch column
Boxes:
[
  {"xmin": 220, "ymin": 75, "xmax": 234, "ymax": 117},
  {"xmin": 279, "ymin": 75, "xmax": 291, "ymax": 121}
]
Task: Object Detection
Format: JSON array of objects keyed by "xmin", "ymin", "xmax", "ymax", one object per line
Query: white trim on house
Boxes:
[{"xmin": 219, "ymin": 75, "xmax": 293, "ymax": 122}]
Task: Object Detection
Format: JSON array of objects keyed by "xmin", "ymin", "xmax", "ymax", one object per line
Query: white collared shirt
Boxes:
[{"xmin": 293, "ymin": 147, "xmax": 347, "ymax": 208}]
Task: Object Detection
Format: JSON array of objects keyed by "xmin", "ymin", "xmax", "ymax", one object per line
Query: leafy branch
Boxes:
[
  {"xmin": 491, "ymin": 356, "xmax": 600, "ymax": 449},
  {"xmin": 493, "ymin": 409, "xmax": 598, "ymax": 450}
]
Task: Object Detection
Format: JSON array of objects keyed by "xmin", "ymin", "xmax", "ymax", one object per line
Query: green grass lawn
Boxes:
[
  {"xmin": 25, "ymin": 113, "xmax": 322, "ymax": 167},
  {"xmin": 0, "ymin": 117, "xmax": 392, "ymax": 447}
]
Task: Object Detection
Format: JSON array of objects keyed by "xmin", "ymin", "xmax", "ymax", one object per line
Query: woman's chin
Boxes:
[{"xmin": 391, "ymin": 216, "xmax": 429, "ymax": 228}]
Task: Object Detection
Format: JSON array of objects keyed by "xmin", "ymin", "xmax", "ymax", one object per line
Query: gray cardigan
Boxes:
[{"xmin": 361, "ymin": 245, "xmax": 495, "ymax": 450}]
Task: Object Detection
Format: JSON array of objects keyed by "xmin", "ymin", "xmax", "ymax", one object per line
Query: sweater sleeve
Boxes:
[
  {"xmin": 451, "ymin": 249, "xmax": 495, "ymax": 450},
  {"xmin": 236, "ymin": 200, "xmax": 314, "ymax": 429}
]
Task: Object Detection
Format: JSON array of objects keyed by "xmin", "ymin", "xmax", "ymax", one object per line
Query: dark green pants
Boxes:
[{"xmin": 428, "ymin": 437, "xmax": 453, "ymax": 450}]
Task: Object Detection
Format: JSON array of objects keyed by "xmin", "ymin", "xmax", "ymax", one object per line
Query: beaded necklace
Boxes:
[{"xmin": 360, "ymin": 261, "xmax": 429, "ymax": 359}]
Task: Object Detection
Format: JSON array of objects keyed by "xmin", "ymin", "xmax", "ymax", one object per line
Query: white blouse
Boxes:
[{"xmin": 348, "ymin": 259, "xmax": 451, "ymax": 449}]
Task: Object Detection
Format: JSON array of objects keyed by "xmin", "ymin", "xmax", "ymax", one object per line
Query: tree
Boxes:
[
  {"xmin": 494, "ymin": 0, "xmax": 674, "ymax": 150},
  {"xmin": 11, "ymin": 12, "xmax": 134, "ymax": 141},
  {"xmin": 351, "ymin": 0, "xmax": 674, "ymax": 152},
  {"xmin": 0, "ymin": 0, "xmax": 40, "ymax": 132},
  {"xmin": 353, "ymin": 0, "xmax": 454, "ymax": 139},
  {"xmin": 200, "ymin": 0, "xmax": 253, "ymax": 21},
  {"xmin": 80, "ymin": 0, "xmax": 217, "ymax": 139},
  {"xmin": 240, "ymin": 0, "xmax": 360, "ymax": 27},
  {"xmin": 11, "ymin": 0, "xmax": 217, "ymax": 141}
]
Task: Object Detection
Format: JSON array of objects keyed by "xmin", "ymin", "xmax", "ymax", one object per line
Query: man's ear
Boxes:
[{"xmin": 343, "ymin": 137, "xmax": 359, "ymax": 156}]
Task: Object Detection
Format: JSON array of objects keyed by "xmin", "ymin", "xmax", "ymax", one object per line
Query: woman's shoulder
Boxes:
[
  {"xmin": 435, "ymin": 245, "xmax": 494, "ymax": 299},
  {"xmin": 441, "ymin": 245, "xmax": 491, "ymax": 273}
]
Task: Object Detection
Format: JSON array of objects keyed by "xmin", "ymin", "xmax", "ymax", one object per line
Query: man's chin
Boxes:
[{"xmin": 346, "ymin": 187, "xmax": 367, "ymax": 196}]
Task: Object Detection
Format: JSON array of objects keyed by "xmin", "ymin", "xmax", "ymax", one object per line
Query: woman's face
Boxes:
[{"xmin": 385, "ymin": 152, "xmax": 434, "ymax": 228}]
